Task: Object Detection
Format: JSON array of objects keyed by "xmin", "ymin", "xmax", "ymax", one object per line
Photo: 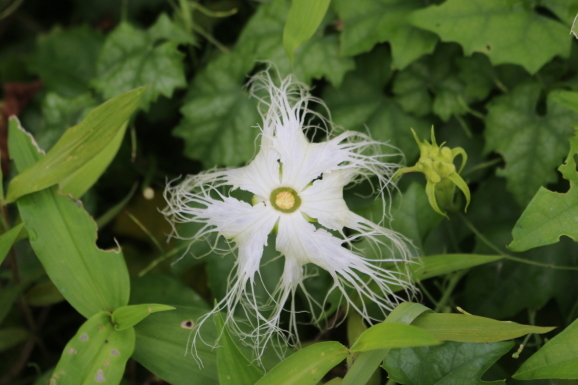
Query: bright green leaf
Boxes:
[
  {"xmin": 237, "ymin": 0, "xmax": 354, "ymax": 87},
  {"xmin": 6, "ymin": 87, "xmax": 143, "ymax": 203},
  {"xmin": 351, "ymin": 323, "xmax": 441, "ymax": 353},
  {"xmin": 174, "ymin": 51, "xmax": 260, "ymax": 167},
  {"xmin": 28, "ymin": 25, "xmax": 103, "ymax": 96},
  {"xmin": 51, "ymin": 311, "xmax": 135, "ymax": 385},
  {"xmin": 112, "ymin": 304, "xmax": 175, "ymax": 331},
  {"xmin": 410, "ymin": 0, "xmax": 571, "ymax": 74},
  {"xmin": 484, "ymin": 82, "xmax": 578, "ymax": 207},
  {"xmin": 509, "ymin": 128, "xmax": 578, "ymax": 251},
  {"xmin": 333, "ymin": 0, "xmax": 437, "ymax": 69},
  {"xmin": 214, "ymin": 311, "xmax": 263, "ymax": 385},
  {"xmin": 411, "ymin": 312, "xmax": 554, "ymax": 343},
  {"xmin": 342, "ymin": 303, "xmax": 432, "ymax": 385},
  {"xmin": 132, "ymin": 306, "xmax": 219, "ymax": 385},
  {"xmin": 514, "ymin": 317, "xmax": 578, "ymax": 380},
  {"xmin": 0, "ymin": 223, "xmax": 24, "ymax": 266},
  {"xmin": 0, "ymin": 328, "xmax": 29, "ymax": 353},
  {"xmin": 283, "ymin": 0, "xmax": 330, "ymax": 65},
  {"xmin": 59, "ymin": 122, "xmax": 127, "ymax": 198},
  {"xmin": 383, "ymin": 341, "xmax": 514, "ymax": 385},
  {"xmin": 10, "ymin": 119, "xmax": 130, "ymax": 318},
  {"xmin": 255, "ymin": 341, "xmax": 348, "ymax": 385},
  {"xmin": 92, "ymin": 21, "xmax": 186, "ymax": 110}
]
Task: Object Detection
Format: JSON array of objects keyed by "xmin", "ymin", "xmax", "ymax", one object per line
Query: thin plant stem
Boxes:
[
  {"xmin": 434, "ymin": 269, "xmax": 468, "ymax": 313},
  {"xmin": 457, "ymin": 212, "xmax": 578, "ymax": 271}
]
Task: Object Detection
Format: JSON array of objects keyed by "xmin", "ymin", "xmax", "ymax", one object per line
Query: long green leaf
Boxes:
[
  {"xmin": 51, "ymin": 311, "xmax": 135, "ymax": 385},
  {"xmin": 112, "ymin": 304, "xmax": 175, "ymax": 331},
  {"xmin": 255, "ymin": 342, "xmax": 349, "ymax": 385},
  {"xmin": 342, "ymin": 303, "xmax": 432, "ymax": 385},
  {"xmin": 60, "ymin": 121, "xmax": 128, "ymax": 198},
  {"xmin": 514, "ymin": 317, "xmax": 578, "ymax": 380},
  {"xmin": 0, "ymin": 222, "xmax": 24, "ymax": 265},
  {"xmin": 214, "ymin": 311, "xmax": 263, "ymax": 385},
  {"xmin": 411, "ymin": 313, "xmax": 554, "ymax": 342},
  {"xmin": 409, "ymin": 254, "xmax": 503, "ymax": 281},
  {"xmin": 350, "ymin": 323, "xmax": 441, "ymax": 353},
  {"xmin": 6, "ymin": 87, "xmax": 144, "ymax": 203},
  {"xmin": 9, "ymin": 118, "xmax": 130, "ymax": 318},
  {"xmin": 283, "ymin": 0, "xmax": 330, "ymax": 65}
]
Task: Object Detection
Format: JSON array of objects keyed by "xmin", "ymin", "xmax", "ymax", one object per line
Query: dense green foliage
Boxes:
[{"xmin": 1, "ymin": 0, "xmax": 578, "ymax": 384}]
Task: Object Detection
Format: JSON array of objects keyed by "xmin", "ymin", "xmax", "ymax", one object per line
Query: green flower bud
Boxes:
[{"xmin": 393, "ymin": 127, "xmax": 471, "ymax": 218}]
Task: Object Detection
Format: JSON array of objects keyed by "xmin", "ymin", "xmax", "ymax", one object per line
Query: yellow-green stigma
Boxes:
[{"xmin": 270, "ymin": 187, "xmax": 301, "ymax": 213}]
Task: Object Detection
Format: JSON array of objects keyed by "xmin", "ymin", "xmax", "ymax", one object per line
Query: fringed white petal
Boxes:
[
  {"xmin": 275, "ymin": 213, "xmax": 412, "ymax": 326},
  {"xmin": 226, "ymin": 143, "xmax": 281, "ymax": 198},
  {"xmin": 299, "ymin": 169, "xmax": 356, "ymax": 231}
]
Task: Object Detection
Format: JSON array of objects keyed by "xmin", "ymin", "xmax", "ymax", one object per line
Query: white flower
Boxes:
[{"xmin": 163, "ymin": 71, "xmax": 414, "ymax": 359}]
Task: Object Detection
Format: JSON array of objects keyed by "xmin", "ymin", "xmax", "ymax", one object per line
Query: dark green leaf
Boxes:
[
  {"xmin": 38, "ymin": 92, "xmax": 96, "ymax": 150},
  {"xmin": 214, "ymin": 311, "xmax": 263, "ymax": 385},
  {"xmin": 174, "ymin": 51, "xmax": 260, "ymax": 167},
  {"xmin": 393, "ymin": 44, "xmax": 490, "ymax": 121},
  {"xmin": 10, "ymin": 119, "xmax": 130, "ymax": 318},
  {"xmin": 514, "ymin": 317, "xmax": 578, "ymax": 380},
  {"xmin": 410, "ymin": 0, "xmax": 571, "ymax": 74},
  {"xmin": 25, "ymin": 280, "xmax": 65, "ymax": 307},
  {"xmin": 133, "ymin": 306, "xmax": 219, "ymax": 385},
  {"xmin": 383, "ymin": 341, "xmax": 514, "ymax": 385},
  {"xmin": 50, "ymin": 311, "xmax": 135, "ymax": 385},
  {"xmin": 484, "ymin": 82, "xmax": 578, "ymax": 207},
  {"xmin": 254, "ymin": 342, "xmax": 348, "ymax": 385},
  {"xmin": 333, "ymin": 0, "xmax": 437, "ymax": 69},
  {"xmin": 28, "ymin": 25, "xmax": 103, "ymax": 96},
  {"xmin": 0, "ymin": 328, "xmax": 29, "ymax": 353},
  {"xmin": 323, "ymin": 48, "xmax": 430, "ymax": 162},
  {"xmin": 92, "ymin": 21, "xmax": 186, "ymax": 110},
  {"xmin": 6, "ymin": 87, "xmax": 143, "ymax": 202}
]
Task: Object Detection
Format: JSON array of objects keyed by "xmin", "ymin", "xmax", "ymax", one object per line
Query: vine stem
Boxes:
[
  {"xmin": 456, "ymin": 212, "xmax": 578, "ymax": 271},
  {"xmin": 434, "ymin": 269, "xmax": 468, "ymax": 313}
]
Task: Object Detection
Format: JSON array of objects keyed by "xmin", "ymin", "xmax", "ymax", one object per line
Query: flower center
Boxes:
[{"xmin": 270, "ymin": 187, "xmax": 301, "ymax": 213}]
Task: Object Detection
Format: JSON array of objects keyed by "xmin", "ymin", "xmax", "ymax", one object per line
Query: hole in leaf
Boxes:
[{"xmin": 181, "ymin": 320, "xmax": 194, "ymax": 329}]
